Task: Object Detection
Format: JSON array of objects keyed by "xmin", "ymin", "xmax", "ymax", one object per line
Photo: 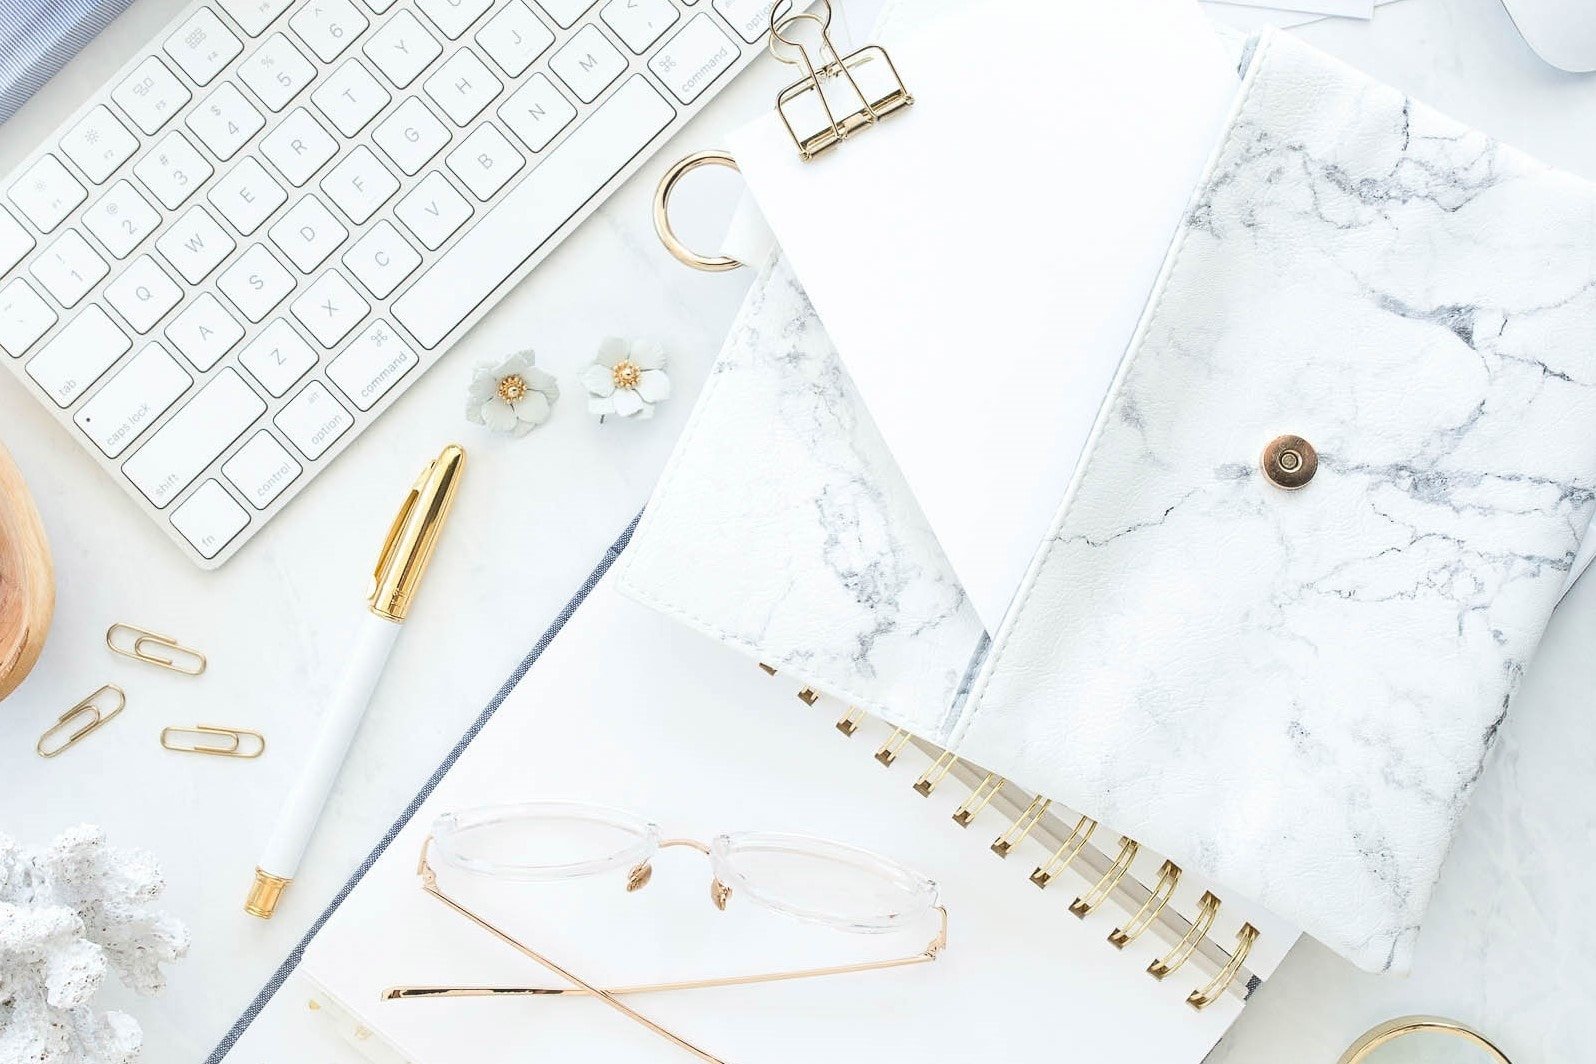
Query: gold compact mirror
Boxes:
[{"xmin": 1339, "ymin": 1017, "xmax": 1513, "ymax": 1064}]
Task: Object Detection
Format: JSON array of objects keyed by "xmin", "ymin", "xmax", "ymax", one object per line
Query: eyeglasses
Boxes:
[{"xmin": 387, "ymin": 800, "xmax": 949, "ymax": 1064}]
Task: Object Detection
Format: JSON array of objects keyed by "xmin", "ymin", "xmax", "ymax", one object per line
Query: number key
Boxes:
[
  {"xmin": 186, "ymin": 82, "xmax": 265, "ymax": 160},
  {"xmin": 82, "ymin": 181, "xmax": 161, "ymax": 259},
  {"xmin": 112, "ymin": 57, "xmax": 192, "ymax": 135},
  {"xmin": 30, "ymin": 230, "xmax": 109, "ymax": 308},
  {"xmin": 238, "ymin": 33, "xmax": 315, "ymax": 111},
  {"xmin": 132, "ymin": 130, "xmax": 214, "ymax": 209},
  {"xmin": 290, "ymin": 0, "xmax": 369, "ymax": 62}
]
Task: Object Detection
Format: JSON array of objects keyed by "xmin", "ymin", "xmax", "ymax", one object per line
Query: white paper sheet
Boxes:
[
  {"xmin": 727, "ymin": 0, "xmax": 1242, "ymax": 631},
  {"xmin": 1205, "ymin": 0, "xmax": 1373, "ymax": 19}
]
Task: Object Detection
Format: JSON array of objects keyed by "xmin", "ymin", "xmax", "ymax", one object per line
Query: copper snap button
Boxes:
[{"xmin": 1261, "ymin": 435, "xmax": 1316, "ymax": 490}]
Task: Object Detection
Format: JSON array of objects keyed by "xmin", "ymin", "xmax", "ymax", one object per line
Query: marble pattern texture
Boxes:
[{"xmin": 620, "ymin": 29, "xmax": 1596, "ymax": 975}]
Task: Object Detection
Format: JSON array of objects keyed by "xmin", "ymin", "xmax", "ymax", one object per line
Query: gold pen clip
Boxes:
[
  {"xmin": 161, "ymin": 724, "xmax": 266, "ymax": 758},
  {"xmin": 369, "ymin": 445, "xmax": 467, "ymax": 622},
  {"xmin": 106, "ymin": 623, "xmax": 206, "ymax": 675},
  {"xmin": 37, "ymin": 684, "xmax": 126, "ymax": 757}
]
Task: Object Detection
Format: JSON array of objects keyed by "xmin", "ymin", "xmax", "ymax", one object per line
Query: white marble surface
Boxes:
[{"xmin": 1, "ymin": 0, "xmax": 1594, "ymax": 1061}]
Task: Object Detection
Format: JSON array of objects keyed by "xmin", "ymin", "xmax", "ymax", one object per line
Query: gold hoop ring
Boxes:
[
  {"xmin": 652, "ymin": 151, "xmax": 744, "ymax": 272},
  {"xmin": 1338, "ymin": 1016, "xmax": 1512, "ymax": 1064}
]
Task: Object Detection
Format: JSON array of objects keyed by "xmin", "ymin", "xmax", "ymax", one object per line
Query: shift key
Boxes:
[{"xmin": 124, "ymin": 368, "xmax": 266, "ymax": 507}]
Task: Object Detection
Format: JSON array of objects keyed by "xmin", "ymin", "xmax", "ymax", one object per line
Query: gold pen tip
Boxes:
[{"xmin": 245, "ymin": 869, "xmax": 291, "ymax": 919}]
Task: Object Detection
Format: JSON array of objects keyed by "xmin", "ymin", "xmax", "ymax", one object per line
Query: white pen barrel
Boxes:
[{"xmin": 259, "ymin": 612, "xmax": 402, "ymax": 880}]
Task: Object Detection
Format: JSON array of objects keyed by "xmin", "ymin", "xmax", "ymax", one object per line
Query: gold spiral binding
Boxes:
[
  {"xmin": 1108, "ymin": 860, "xmax": 1181, "ymax": 949},
  {"xmin": 991, "ymin": 797, "xmax": 1050, "ymax": 857},
  {"xmin": 1186, "ymin": 923, "xmax": 1259, "ymax": 1010},
  {"xmin": 1029, "ymin": 814, "xmax": 1096, "ymax": 888},
  {"xmin": 951, "ymin": 773, "xmax": 1005, "ymax": 827},
  {"xmin": 913, "ymin": 751, "xmax": 960, "ymax": 796},
  {"xmin": 835, "ymin": 707, "xmax": 864, "ymax": 736},
  {"xmin": 796, "ymin": 687, "xmax": 820, "ymax": 705},
  {"xmin": 1148, "ymin": 891, "xmax": 1220, "ymax": 980},
  {"xmin": 874, "ymin": 728, "xmax": 912, "ymax": 766},
  {"xmin": 1069, "ymin": 837, "xmax": 1140, "ymax": 918}
]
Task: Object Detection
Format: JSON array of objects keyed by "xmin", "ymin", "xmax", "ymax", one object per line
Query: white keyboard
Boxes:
[{"xmin": 0, "ymin": 0, "xmax": 777, "ymax": 567}]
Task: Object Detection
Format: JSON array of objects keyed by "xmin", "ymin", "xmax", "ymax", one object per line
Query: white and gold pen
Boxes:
[{"xmin": 246, "ymin": 444, "xmax": 466, "ymax": 919}]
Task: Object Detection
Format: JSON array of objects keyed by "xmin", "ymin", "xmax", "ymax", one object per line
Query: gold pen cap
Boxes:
[
  {"xmin": 368, "ymin": 444, "xmax": 467, "ymax": 622},
  {"xmin": 246, "ymin": 868, "xmax": 292, "ymax": 919}
]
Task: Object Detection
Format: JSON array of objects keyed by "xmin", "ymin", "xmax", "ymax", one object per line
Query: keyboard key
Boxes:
[
  {"xmin": 60, "ymin": 106, "xmax": 139, "ymax": 184},
  {"xmin": 603, "ymin": 0, "xmax": 678, "ymax": 52},
  {"xmin": 124, "ymin": 367, "xmax": 265, "ymax": 506},
  {"xmin": 712, "ymin": 0, "xmax": 775, "ymax": 43},
  {"xmin": 156, "ymin": 205, "xmax": 236, "ymax": 282},
  {"xmin": 31, "ymin": 229, "xmax": 109, "ymax": 307},
  {"xmin": 292, "ymin": 269, "xmax": 368, "ymax": 346},
  {"xmin": 73, "ymin": 341, "xmax": 192, "ymax": 457},
  {"xmin": 498, "ymin": 73, "xmax": 575, "ymax": 151},
  {"xmin": 373, "ymin": 98, "xmax": 449, "ymax": 175},
  {"xmin": 166, "ymin": 292, "xmax": 245, "ymax": 370},
  {"xmin": 477, "ymin": 1, "xmax": 554, "ymax": 77},
  {"xmin": 222, "ymin": 429, "xmax": 302, "ymax": 507},
  {"xmin": 290, "ymin": 0, "xmax": 369, "ymax": 62},
  {"xmin": 0, "ymin": 280, "xmax": 56, "ymax": 357},
  {"xmin": 132, "ymin": 131, "xmax": 213, "ymax": 209},
  {"xmin": 26, "ymin": 305, "xmax": 131, "ymax": 406},
  {"xmin": 649, "ymin": 13, "xmax": 735, "ymax": 103},
  {"xmin": 342, "ymin": 219, "xmax": 419, "ymax": 297},
  {"xmin": 217, "ymin": 0, "xmax": 293, "ymax": 36},
  {"xmin": 113, "ymin": 57, "xmax": 191, "ymax": 135},
  {"xmin": 82, "ymin": 180, "xmax": 161, "ymax": 259},
  {"xmin": 238, "ymin": 317, "xmax": 316, "ymax": 394},
  {"xmin": 417, "ymin": 0, "xmax": 494, "ymax": 39},
  {"xmin": 105, "ymin": 255, "xmax": 183, "ymax": 333},
  {"xmin": 327, "ymin": 318, "xmax": 415, "ymax": 409},
  {"xmin": 170, "ymin": 479, "xmax": 250, "ymax": 558},
  {"xmin": 395, "ymin": 76, "xmax": 673, "ymax": 347},
  {"xmin": 165, "ymin": 8, "xmax": 244, "ymax": 86},
  {"xmin": 218, "ymin": 244, "xmax": 295, "ymax": 321},
  {"xmin": 238, "ymin": 34, "xmax": 316, "ymax": 111},
  {"xmin": 0, "ymin": 209, "xmax": 35, "ymax": 273},
  {"xmin": 269, "ymin": 195, "xmax": 348, "ymax": 271},
  {"xmin": 320, "ymin": 145, "xmax": 398, "ymax": 223},
  {"xmin": 395, "ymin": 171, "xmax": 471, "ymax": 249},
  {"xmin": 536, "ymin": 0, "xmax": 596, "ymax": 28},
  {"xmin": 186, "ymin": 82, "xmax": 265, "ymax": 160},
  {"xmin": 447, "ymin": 123, "xmax": 523, "ymax": 199},
  {"xmin": 208, "ymin": 157, "xmax": 287, "ymax": 234},
  {"xmin": 311, "ymin": 59, "xmax": 391, "ymax": 136},
  {"xmin": 260, "ymin": 108, "xmax": 337, "ymax": 186},
  {"xmin": 424, "ymin": 48, "xmax": 502, "ymax": 125},
  {"xmin": 551, "ymin": 24, "xmax": 625, "ymax": 103},
  {"xmin": 274, "ymin": 379, "xmax": 351, "ymax": 459},
  {"xmin": 9, "ymin": 155, "xmax": 86, "ymax": 232},
  {"xmin": 363, "ymin": 9, "xmax": 441, "ymax": 89}
]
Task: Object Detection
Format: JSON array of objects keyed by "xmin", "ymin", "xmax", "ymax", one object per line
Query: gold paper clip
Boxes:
[
  {"xmin": 161, "ymin": 725, "xmax": 266, "ymax": 759},
  {"xmin": 991, "ymin": 796, "xmax": 1051, "ymax": 857},
  {"xmin": 835, "ymin": 706, "xmax": 865, "ymax": 735},
  {"xmin": 874, "ymin": 727, "xmax": 911, "ymax": 766},
  {"xmin": 951, "ymin": 773, "xmax": 1005, "ymax": 827},
  {"xmin": 769, "ymin": 0, "xmax": 913, "ymax": 161},
  {"xmin": 106, "ymin": 624, "xmax": 206, "ymax": 675},
  {"xmin": 36, "ymin": 684, "xmax": 126, "ymax": 758},
  {"xmin": 1187, "ymin": 923, "xmax": 1259, "ymax": 1010},
  {"xmin": 1070, "ymin": 837, "xmax": 1141, "ymax": 918},
  {"xmin": 1149, "ymin": 891, "xmax": 1221, "ymax": 980},
  {"xmin": 1029, "ymin": 814, "xmax": 1096, "ymax": 887},
  {"xmin": 913, "ymin": 750, "xmax": 959, "ymax": 796},
  {"xmin": 1109, "ymin": 860, "xmax": 1182, "ymax": 949}
]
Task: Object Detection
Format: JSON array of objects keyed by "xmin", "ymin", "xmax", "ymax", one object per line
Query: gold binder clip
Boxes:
[
  {"xmin": 1029, "ymin": 814, "xmax": 1096, "ymax": 887},
  {"xmin": 912, "ymin": 750, "xmax": 959, "ymax": 796},
  {"xmin": 1187, "ymin": 923, "xmax": 1259, "ymax": 1010},
  {"xmin": 1069, "ymin": 837, "xmax": 1141, "ymax": 918},
  {"xmin": 951, "ymin": 773, "xmax": 1005, "ymax": 826},
  {"xmin": 1149, "ymin": 891, "xmax": 1221, "ymax": 980},
  {"xmin": 161, "ymin": 725, "xmax": 266, "ymax": 759},
  {"xmin": 106, "ymin": 623, "xmax": 207, "ymax": 675},
  {"xmin": 835, "ymin": 706, "xmax": 865, "ymax": 735},
  {"xmin": 769, "ymin": 0, "xmax": 913, "ymax": 161},
  {"xmin": 874, "ymin": 727, "xmax": 911, "ymax": 766},
  {"xmin": 796, "ymin": 687, "xmax": 820, "ymax": 705},
  {"xmin": 990, "ymin": 796, "xmax": 1050, "ymax": 857},
  {"xmin": 1109, "ymin": 860, "xmax": 1182, "ymax": 949},
  {"xmin": 36, "ymin": 684, "xmax": 125, "ymax": 758}
]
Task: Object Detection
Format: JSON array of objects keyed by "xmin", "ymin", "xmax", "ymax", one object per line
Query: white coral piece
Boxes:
[{"xmin": 0, "ymin": 826, "xmax": 189, "ymax": 1063}]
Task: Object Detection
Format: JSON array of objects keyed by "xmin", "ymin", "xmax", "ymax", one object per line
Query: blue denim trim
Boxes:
[{"xmin": 203, "ymin": 516, "xmax": 639, "ymax": 1062}]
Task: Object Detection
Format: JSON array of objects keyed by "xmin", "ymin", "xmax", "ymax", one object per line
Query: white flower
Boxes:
[
  {"xmin": 466, "ymin": 351, "xmax": 559, "ymax": 437},
  {"xmin": 580, "ymin": 337, "xmax": 671, "ymax": 421}
]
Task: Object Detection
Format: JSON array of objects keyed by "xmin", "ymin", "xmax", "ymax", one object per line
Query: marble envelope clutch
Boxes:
[{"xmin": 618, "ymin": 30, "xmax": 1596, "ymax": 975}]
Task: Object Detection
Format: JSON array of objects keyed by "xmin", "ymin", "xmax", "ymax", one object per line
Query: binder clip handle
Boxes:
[{"xmin": 653, "ymin": 151, "xmax": 746, "ymax": 273}]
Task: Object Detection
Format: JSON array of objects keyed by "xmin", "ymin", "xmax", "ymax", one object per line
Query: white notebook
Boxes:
[{"xmin": 297, "ymin": 572, "xmax": 1296, "ymax": 1063}]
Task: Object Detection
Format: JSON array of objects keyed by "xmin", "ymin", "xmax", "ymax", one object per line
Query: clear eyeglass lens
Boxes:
[
  {"xmin": 711, "ymin": 833, "xmax": 938, "ymax": 933},
  {"xmin": 431, "ymin": 801, "xmax": 660, "ymax": 882}
]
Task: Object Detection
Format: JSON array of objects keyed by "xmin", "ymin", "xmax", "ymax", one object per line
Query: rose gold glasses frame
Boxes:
[{"xmin": 385, "ymin": 835, "xmax": 950, "ymax": 1064}]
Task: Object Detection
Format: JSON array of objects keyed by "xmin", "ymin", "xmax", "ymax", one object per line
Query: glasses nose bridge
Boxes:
[{"xmin": 628, "ymin": 837, "xmax": 720, "ymax": 900}]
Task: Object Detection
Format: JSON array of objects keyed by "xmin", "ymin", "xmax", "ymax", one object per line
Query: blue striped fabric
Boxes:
[{"xmin": 0, "ymin": 0, "xmax": 135, "ymax": 124}]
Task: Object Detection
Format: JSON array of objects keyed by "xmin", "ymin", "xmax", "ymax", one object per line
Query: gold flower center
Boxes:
[
  {"xmin": 611, "ymin": 359, "xmax": 642, "ymax": 390},
  {"xmin": 497, "ymin": 374, "xmax": 528, "ymax": 402}
]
